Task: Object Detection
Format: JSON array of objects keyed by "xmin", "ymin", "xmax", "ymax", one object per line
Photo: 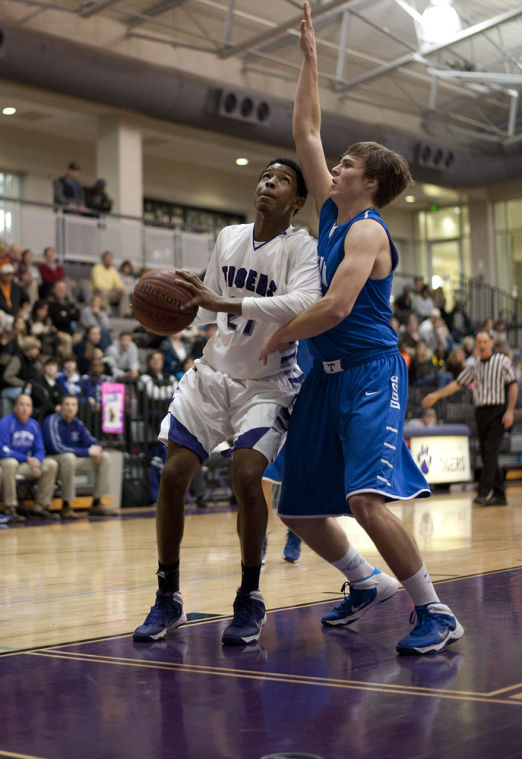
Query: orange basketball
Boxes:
[{"xmin": 131, "ymin": 269, "xmax": 198, "ymax": 335}]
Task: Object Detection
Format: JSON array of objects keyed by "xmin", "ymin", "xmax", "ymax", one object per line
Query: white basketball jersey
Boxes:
[{"xmin": 195, "ymin": 223, "xmax": 320, "ymax": 380}]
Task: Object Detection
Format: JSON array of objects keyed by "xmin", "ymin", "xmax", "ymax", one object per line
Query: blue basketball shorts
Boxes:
[{"xmin": 278, "ymin": 350, "xmax": 430, "ymax": 518}]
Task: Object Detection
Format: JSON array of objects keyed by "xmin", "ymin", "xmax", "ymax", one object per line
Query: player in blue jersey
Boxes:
[{"xmin": 260, "ymin": 2, "xmax": 463, "ymax": 655}]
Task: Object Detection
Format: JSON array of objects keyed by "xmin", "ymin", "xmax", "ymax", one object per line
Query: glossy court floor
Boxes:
[{"xmin": 1, "ymin": 488, "xmax": 522, "ymax": 759}]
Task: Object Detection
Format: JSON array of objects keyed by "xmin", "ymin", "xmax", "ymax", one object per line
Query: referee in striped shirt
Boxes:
[{"xmin": 421, "ymin": 329, "xmax": 518, "ymax": 506}]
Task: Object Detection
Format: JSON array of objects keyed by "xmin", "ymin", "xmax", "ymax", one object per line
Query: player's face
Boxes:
[
  {"xmin": 330, "ymin": 153, "xmax": 377, "ymax": 204},
  {"xmin": 255, "ymin": 164, "xmax": 304, "ymax": 217}
]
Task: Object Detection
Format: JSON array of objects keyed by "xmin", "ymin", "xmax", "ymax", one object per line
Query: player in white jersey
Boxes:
[{"xmin": 133, "ymin": 158, "xmax": 321, "ymax": 646}]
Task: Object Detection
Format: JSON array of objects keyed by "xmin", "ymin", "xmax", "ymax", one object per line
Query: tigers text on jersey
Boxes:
[{"xmin": 195, "ymin": 223, "xmax": 320, "ymax": 380}]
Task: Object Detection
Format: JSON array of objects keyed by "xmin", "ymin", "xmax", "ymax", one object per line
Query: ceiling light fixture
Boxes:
[
  {"xmin": 2, "ymin": 106, "xmax": 16, "ymax": 116},
  {"xmin": 420, "ymin": 0, "xmax": 461, "ymax": 45},
  {"xmin": 405, "ymin": 195, "xmax": 416, "ymax": 203},
  {"xmin": 235, "ymin": 157, "xmax": 249, "ymax": 166}
]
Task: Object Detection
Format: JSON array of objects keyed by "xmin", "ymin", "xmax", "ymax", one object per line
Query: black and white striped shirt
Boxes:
[{"xmin": 456, "ymin": 353, "xmax": 517, "ymax": 406}]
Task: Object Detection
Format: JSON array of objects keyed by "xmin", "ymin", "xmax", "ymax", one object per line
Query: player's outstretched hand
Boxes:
[
  {"xmin": 174, "ymin": 271, "xmax": 222, "ymax": 311},
  {"xmin": 300, "ymin": 1, "xmax": 316, "ymax": 62}
]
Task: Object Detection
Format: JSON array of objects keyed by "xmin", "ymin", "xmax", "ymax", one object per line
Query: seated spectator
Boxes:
[
  {"xmin": 412, "ymin": 284, "xmax": 435, "ymax": 320},
  {"xmin": 432, "ymin": 286, "xmax": 448, "ymax": 320},
  {"xmin": 399, "ymin": 313, "xmax": 420, "ymax": 355},
  {"xmin": 28, "ymin": 299, "xmax": 60, "ymax": 356},
  {"xmin": 105, "ymin": 331, "xmax": 139, "ymax": 380},
  {"xmin": 0, "ymin": 394, "xmax": 58, "ymax": 522},
  {"xmin": 56, "ymin": 356, "xmax": 82, "ymax": 398},
  {"xmin": 138, "ymin": 350, "xmax": 177, "ymax": 431},
  {"xmin": 53, "ymin": 161, "xmax": 88, "ymax": 213},
  {"xmin": 81, "ymin": 356, "xmax": 110, "ymax": 411},
  {"xmin": 409, "ymin": 407, "xmax": 438, "ymax": 428},
  {"xmin": 1, "ymin": 336, "xmax": 44, "ymax": 412},
  {"xmin": 482, "ymin": 317, "xmax": 496, "ymax": 340},
  {"xmin": 409, "ymin": 340, "xmax": 452, "ymax": 389},
  {"xmin": 73, "ymin": 325, "xmax": 106, "ymax": 374},
  {"xmin": 85, "ymin": 179, "xmax": 112, "ymax": 215},
  {"xmin": 7, "ymin": 242, "xmax": 23, "ymax": 271},
  {"xmin": 0, "ymin": 262, "xmax": 29, "ymax": 320},
  {"xmin": 119, "ymin": 260, "xmax": 137, "ymax": 313},
  {"xmin": 448, "ymin": 300, "xmax": 471, "ymax": 342},
  {"xmin": 39, "ymin": 247, "xmax": 66, "ymax": 298},
  {"xmin": 90, "ymin": 251, "xmax": 129, "ymax": 317},
  {"xmin": 394, "ymin": 284, "xmax": 413, "ymax": 323},
  {"xmin": 418, "ymin": 308, "xmax": 452, "ymax": 356},
  {"xmin": 494, "ymin": 317, "xmax": 508, "ymax": 346},
  {"xmin": 43, "ymin": 394, "xmax": 116, "ymax": 518},
  {"xmin": 190, "ymin": 324, "xmax": 216, "ymax": 359},
  {"xmin": 33, "ymin": 357, "xmax": 64, "ymax": 420},
  {"xmin": 446, "ymin": 347, "xmax": 466, "ymax": 379},
  {"xmin": 80, "ymin": 294, "xmax": 112, "ymax": 348},
  {"xmin": 160, "ymin": 331, "xmax": 191, "ymax": 378},
  {"xmin": 47, "ymin": 279, "xmax": 80, "ymax": 357},
  {"xmin": 398, "ymin": 338, "xmax": 411, "ymax": 370},
  {"xmin": 16, "ymin": 249, "xmax": 41, "ymax": 304},
  {"xmin": 462, "ymin": 335, "xmax": 475, "ymax": 363}
]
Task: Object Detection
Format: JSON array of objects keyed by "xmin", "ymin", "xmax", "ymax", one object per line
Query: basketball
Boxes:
[{"xmin": 131, "ymin": 269, "xmax": 198, "ymax": 335}]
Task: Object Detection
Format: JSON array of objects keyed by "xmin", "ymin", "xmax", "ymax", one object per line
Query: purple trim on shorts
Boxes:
[
  {"xmin": 168, "ymin": 415, "xmax": 208, "ymax": 463},
  {"xmin": 289, "ymin": 373, "xmax": 305, "ymax": 385},
  {"xmin": 234, "ymin": 427, "xmax": 270, "ymax": 452}
]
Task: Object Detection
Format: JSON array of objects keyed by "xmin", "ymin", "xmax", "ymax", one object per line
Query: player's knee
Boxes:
[
  {"xmin": 231, "ymin": 466, "xmax": 261, "ymax": 500},
  {"xmin": 348, "ymin": 494, "xmax": 378, "ymax": 527},
  {"xmin": 161, "ymin": 456, "xmax": 193, "ymax": 494}
]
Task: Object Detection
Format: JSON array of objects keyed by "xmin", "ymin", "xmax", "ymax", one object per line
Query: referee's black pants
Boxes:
[{"xmin": 475, "ymin": 404, "xmax": 506, "ymax": 499}]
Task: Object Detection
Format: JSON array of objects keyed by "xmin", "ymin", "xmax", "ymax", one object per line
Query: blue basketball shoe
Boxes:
[
  {"xmin": 133, "ymin": 590, "xmax": 187, "ymax": 641},
  {"xmin": 222, "ymin": 588, "xmax": 267, "ymax": 645},
  {"xmin": 396, "ymin": 602, "xmax": 464, "ymax": 655},
  {"xmin": 321, "ymin": 569, "xmax": 399, "ymax": 627},
  {"xmin": 282, "ymin": 530, "xmax": 301, "ymax": 563}
]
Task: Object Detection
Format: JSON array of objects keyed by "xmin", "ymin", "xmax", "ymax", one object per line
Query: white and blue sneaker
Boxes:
[
  {"xmin": 321, "ymin": 569, "xmax": 399, "ymax": 627},
  {"xmin": 396, "ymin": 602, "xmax": 464, "ymax": 655},
  {"xmin": 133, "ymin": 590, "xmax": 187, "ymax": 642},
  {"xmin": 282, "ymin": 530, "xmax": 302, "ymax": 563},
  {"xmin": 222, "ymin": 588, "xmax": 267, "ymax": 645}
]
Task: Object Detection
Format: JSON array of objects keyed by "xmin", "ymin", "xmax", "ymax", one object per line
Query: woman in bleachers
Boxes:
[
  {"xmin": 39, "ymin": 246, "xmax": 66, "ymax": 298},
  {"xmin": 16, "ymin": 249, "xmax": 42, "ymax": 304},
  {"xmin": 160, "ymin": 330, "xmax": 191, "ymax": 379},
  {"xmin": 73, "ymin": 325, "xmax": 106, "ymax": 374},
  {"xmin": 28, "ymin": 299, "xmax": 59, "ymax": 356}
]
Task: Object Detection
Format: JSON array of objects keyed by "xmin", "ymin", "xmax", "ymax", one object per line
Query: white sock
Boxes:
[
  {"xmin": 402, "ymin": 564, "xmax": 440, "ymax": 607},
  {"xmin": 331, "ymin": 544, "xmax": 376, "ymax": 587}
]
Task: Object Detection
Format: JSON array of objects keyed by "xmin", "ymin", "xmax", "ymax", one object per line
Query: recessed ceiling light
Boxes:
[
  {"xmin": 405, "ymin": 195, "xmax": 416, "ymax": 204},
  {"xmin": 235, "ymin": 157, "xmax": 249, "ymax": 166},
  {"xmin": 2, "ymin": 107, "xmax": 16, "ymax": 116}
]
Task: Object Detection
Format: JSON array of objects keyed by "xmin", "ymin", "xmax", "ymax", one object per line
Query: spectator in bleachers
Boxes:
[
  {"xmin": 409, "ymin": 340, "xmax": 439, "ymax": 387},
  {"xmin": 119, "ymin": 260, "xmax": 137, "ymax": 316},
  {"xmin": 412, "ymin": 275, "xmax": 424, "ymax": 295},
  {"xmin": 412, "ymin": 284, "xmax": 435, "ymax": 320},
  {"xmin": 73, "ymin": 325, "xmax": 106, "ymax": 374},
  {"xmin": 7, "ymin": 242, "xmax": 23, "ymax": 271},
  {"xmin": 104, "ymin": 331, "xmax": 139, "ymax": 380},
  {"xmin": 1, "ymin": 336, "xmax": 44, "ymax": 410},
  {"xmin": 39, "ymin": 247, "xmax": 66, "ymax": 298},
  {"xmin": 47, "ymin": 279, "xmax": 80, "ymax": 358},
  {"xmin": 81, "ymin": 355, "xmax": 110, "ymax": 411},
  {"xmin": 418, "ymin": 308, "xmax": 452, "ymax": 356},
  {"xmin": 398, "ymin": 338, "xmax": 411, "ymax": 370},
  {"xmin": 394, "ymin": 284, "xmax": 413, "ymax": 323},
  {"xmin": 53, "ymin": 161, "xmax": 88, "ymax": 213},
  {"xmin": 160, "ymin": 331, "xmax": 191, "ymax": 379},
  {"xmin": 399, "ymin": 312, "xmax": 421, "ymax": 355},
  {"xmin": 139, "ymin": 351, "xmax": 177, "ymax": 402},
  {"xmin": 80, "ymin": 294, "xmax": 112, "ymax": 348},
  {"xmin": 446, "ymin": 347, "xmax": 466, "ymax": 379},
  {"xmin": 16, "ymin": 249, "xmax": 41, "ymax": 304},
  {"xmin": 432, "ymin": 286, "xmax": 448, "ymax": 320},
  {"xmin": 448, "ymin": 300, "xmax": 471, "ymax": 342},
  {"xmin": 90, "ymin": 251, "xmax": 129, "ymax": 318},
  {"xmin": 494, "ymin": 317, "xmax": 508, "ymax": 346},
  {"xmin": 0, "ymin": 262, "xmax": 29, "ymax": 320},
  {"xmin": 482, "ymin": 317, "xmax": 496, "ymax": 340},
  {"xmin": 409, "ymin": 407, "xmax": 438, "ymax": 428},
  {"xmin": 43, "ymin": 394, "xmax": 116, "ymax": 518},
  {"xmin": 85, "ymin": 179, "xmax": 112, "ymax": 215},
  {"xmin": 462, "ymin": 335, "xmax": 475, "ymax": 363},
  {"xmin": 33, "ymin": 357, "xmax": 64, "ymax": 420},
  {"xmin": 0, "ymin": 393, "xmax": 58, "ymax": 522},
  {"xmin": 56, "ymin": 356, "xmax": 82, "ymax": 398},
  {"xmin": 190, "ymin": 324, "xmax": 217, "ymax": 360},
  {"xmin": 28, "ymin": 299, "xmax": 59, "ymax": 356}
]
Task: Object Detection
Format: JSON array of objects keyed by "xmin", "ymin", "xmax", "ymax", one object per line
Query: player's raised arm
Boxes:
[{"xmin": 293, "ymin": 1, "xmax": 332, "ymax": 216}]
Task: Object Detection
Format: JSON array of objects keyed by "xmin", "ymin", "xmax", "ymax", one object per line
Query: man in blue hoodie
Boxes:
[
  {"xmin": 42, "ymin": 394, "xmax": 115, "ymax": 519},
  {"xmin": 0, "ymin": 393, "xmax": 58, "ymax": 522}
]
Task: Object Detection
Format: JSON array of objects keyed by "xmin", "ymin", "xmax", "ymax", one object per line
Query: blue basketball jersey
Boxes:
[{"xmin": 310, "ymin": 199, "xmax": 398, "ymax": 362}]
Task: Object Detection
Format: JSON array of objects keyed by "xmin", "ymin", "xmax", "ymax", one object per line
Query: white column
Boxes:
[{"xmin": 96, "ymin": 117, "xmax": 143, "ymax": 217}]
